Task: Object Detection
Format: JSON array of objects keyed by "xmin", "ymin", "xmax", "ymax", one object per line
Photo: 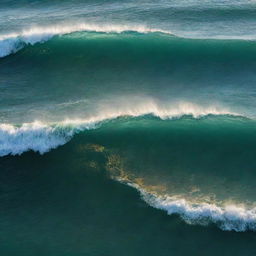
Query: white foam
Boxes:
[
  {"xmin": 0, "ymin": 23, "xmax": 171, "ymax": 58},
  {"xmin": 0, "ymin": 119, "xmax": 101, "ymax": 156},
  {"xmin": 128, "ymin": 183, "xmax": 256, "ymax": 232},
  {"xmin": 0, "ymin": 122, "xmax": 68, "ymax": 156}
]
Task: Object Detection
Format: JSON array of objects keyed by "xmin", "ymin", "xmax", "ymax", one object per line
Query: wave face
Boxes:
[{"xmin": 87, "ymin": 115, "xmax": 256, "ymax": 232}]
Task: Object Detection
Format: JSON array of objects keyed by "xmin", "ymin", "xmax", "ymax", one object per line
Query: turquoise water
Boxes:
[{"xmin": 1, "ymin": 1, "xmax": 256, "ymax": 255}]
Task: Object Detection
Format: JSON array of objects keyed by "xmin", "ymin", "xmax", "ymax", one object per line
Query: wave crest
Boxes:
[
  {"xmin": 0, "ymin": 102, "xmax": 238, "ymax": 156},
  {"xmin": 0, "ymin": 23, "xmax": 171, "ymax": 58}
]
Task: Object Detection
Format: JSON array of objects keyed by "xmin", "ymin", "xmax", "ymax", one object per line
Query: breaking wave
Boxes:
[
  {"xmin": 0, "ymin": 23, "xmax": 171, "ymax": 58},
  {"xmin": 0, "ymin": 102, "xmax": 237, "ymax": 156},
  {"xmin": 2, "ymin": 22, "xmax": 256, "ymax": 59}
]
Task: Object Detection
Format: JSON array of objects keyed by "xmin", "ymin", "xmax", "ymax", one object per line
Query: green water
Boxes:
[
  {"xmin": 1, "ymin": 118, "xmax": 256, "ymax": 255},
  {"xmin": 1, "ymin": 0, "xmax": 256, "ymax": 255}
]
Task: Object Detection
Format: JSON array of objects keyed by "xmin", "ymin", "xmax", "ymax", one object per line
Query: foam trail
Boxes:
[
  {"xmin": 127, "ymin": 183, "xmax": 256, "ymax": 232},
  {"xmin": 0, "ymin": 102, "xmax": 237, "ymax": 156},
  {"xmin": 0, "ymin": 23, "xmax": 171, "ymax": 58}
]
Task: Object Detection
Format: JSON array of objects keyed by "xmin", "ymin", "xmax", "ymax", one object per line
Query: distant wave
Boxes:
[
  {"xmin": 128, "ymin": 182, "xmax": 256, "ymax": 232},
  {"xmin": 0, "ymin": 102, "xmax": 237, "ymax": 156},
  {"xmin": 0, "ymin": 24, "xmax": 171, "ymax": 58}
]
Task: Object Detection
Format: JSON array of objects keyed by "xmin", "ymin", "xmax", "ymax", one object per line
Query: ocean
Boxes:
[{"xmin": 1, "ymin": 0, "xmax": 256, "ymax": 255}]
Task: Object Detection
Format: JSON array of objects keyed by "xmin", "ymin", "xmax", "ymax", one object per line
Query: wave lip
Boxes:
[
  {"xmin": 0, "ymin": 23, "xmax": 172, "ymax": 58},
  {"xmin": 131, "ymin": 183, "xmax": 256, "ymax": 232}
]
